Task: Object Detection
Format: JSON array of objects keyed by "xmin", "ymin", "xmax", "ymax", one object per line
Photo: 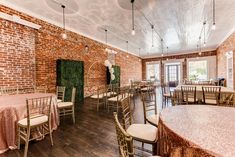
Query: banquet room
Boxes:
[{"xmin": 1, "ymin": 0, "xmax": 235, "ymax": 157}]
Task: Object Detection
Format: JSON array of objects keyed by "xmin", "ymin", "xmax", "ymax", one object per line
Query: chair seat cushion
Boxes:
[
  {"xmin": 18, "ymin": 114, "xmax": 48, "ymax": 127},
  {"xmin": 127, "ymin": 124, "xmax": 157, "ymax": 142},
  {"xmin": 90, "ymin": 94, "xmax": 105, "ymax": 99},
  {"xmin": 205, "ymin": 99, "xmax": 217, "ymax": 104},
  {"xmin": 147, "ymin": 114, "xmax": 159, "ymax": 126},
  {"xmin": 163, "ymin": 93, "xmax": 171, "ymax": 97},
  {"xmin": 106, "ymin": 92, "xmax": 117, "ymax": 97},
  {"xmin": 108, "ymin": 94, "xmax": 128, "ymax": 102},
  {"xmin": 141, "ymin": 87, "xmax": 148, "ymax": 91},
  {"xmin": 57, "ymin": 99, "xmax": 62, "ymax": 103},
  {"xmin": 57, "ymin": 102, "xmax": 73, "ymax": 108}
]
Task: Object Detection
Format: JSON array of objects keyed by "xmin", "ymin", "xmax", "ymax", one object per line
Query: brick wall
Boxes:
[
  {"xmin": 217, "ymin": 31, "xmax": 235, "ymax": 88},
  {"xmin": 142, "ymin": 50, "xmax": 217, "ymax": 82},
  {"xmin": 0, "ymin": 5, "xmax": 142, "ymax": 96},
  {"xmin": 0, "ymin": 18, "xmax": 36, "ymax": 88}
]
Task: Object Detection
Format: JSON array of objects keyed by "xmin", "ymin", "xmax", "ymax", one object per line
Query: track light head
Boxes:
[{"xmin": 212, "ymin": 23, "xmax": 216, "ymax": 30}]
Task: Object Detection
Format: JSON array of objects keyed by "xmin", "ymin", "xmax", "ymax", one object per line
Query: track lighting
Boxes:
[{"xmin": 151, "ymin": 25, "xmax": 154, "ymax": 47}]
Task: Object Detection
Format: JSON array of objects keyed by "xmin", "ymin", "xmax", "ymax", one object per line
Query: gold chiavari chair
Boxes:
[
  {"xmin": 35, "ymin": 86, "xmax": 47, "ymax": 93},
  {"xmin": 17, "ymin": 96, "xmax": 53, "ymax": 157},
  {"xmin": 113, "ymin": 112, "xmax": 160, "ymax": 157},
  {"xmin": 171, "ymin": 90, "xmax": 183, "ymax": 106},
  {"xmin": 18, "ymin": 87, "xmax": 35, "ymax": 94},
  {"xmin": 57, "ymin": 87, "xmax": 76, "ymax": 123},
  {"xmin": 202, "ymin": 86, "xmax": 221, "ymax": 105},
  {"xmin": 90, "ymin": 87, "xmax": 106, "ymax": 112},
  {"xmin": 120, "ymin": 97, "xmax": 158, "ymax": 155},
  {"xmin": 0, "ymin": 87, "xmax": 18, "ymax": 95},
  {"xmin": 56, "ymin": 86, "xmax": 66, "ymax": 103},
  {"xmin": 161, "ymin": 84, "xmax": 171, "ymax": 108},
  {"xmin": 141, "ymin": 91, "xmax": 159, "ymax": 127},
  {"xmin": 224, "ymin": 93, "xmax": 235, "ymax": 107},
  {"xmin": 181, "ymin": 86, "xmax": 197, "ymax": 104},
  {"xmin": 107, "ymin": 86, "xmax": 130, "ymax": 113}
]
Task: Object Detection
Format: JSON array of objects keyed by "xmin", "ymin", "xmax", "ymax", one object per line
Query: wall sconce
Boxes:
[{"xmin": 84, "ymin": 45, "xmax": 89, "ymax": 53}]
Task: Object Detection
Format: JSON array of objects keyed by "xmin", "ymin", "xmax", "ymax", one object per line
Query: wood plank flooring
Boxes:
[{"xmin": 0, "ymin": 88, "xmax": 164, "ymax": 157}]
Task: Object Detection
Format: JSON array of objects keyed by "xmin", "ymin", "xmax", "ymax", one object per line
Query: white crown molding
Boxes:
[
  {"xmin": 0, "ymin": 12, "xmax": 41, "ymax": 29},
  {"xmin": 0, "ymin": 1, "xmax": 140, "ymax": 57}
]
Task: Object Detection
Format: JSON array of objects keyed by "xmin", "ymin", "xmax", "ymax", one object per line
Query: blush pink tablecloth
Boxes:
[
  {"xmin": 0, "ymin": 93, "xmax": 59, "ymax": 154},
  {"xmin": 159, "ymin": 105, "xmax": 235, "ymax": 157}
]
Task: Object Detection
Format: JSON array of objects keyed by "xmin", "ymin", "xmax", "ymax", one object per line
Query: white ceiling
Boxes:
[{"xmin": 1, "ymin": 0, "xmax": 235, "ymax": 57}]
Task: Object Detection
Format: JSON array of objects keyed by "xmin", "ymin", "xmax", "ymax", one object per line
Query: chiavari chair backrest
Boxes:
[
  {"xmin": 56, "ymin": 86, "xmax": 66, "ymax": 102},
  {"xmin": 202, "ymin": 86, "xmax": 221, "ymax": 104},
  {"xmin": 35, "ymin": 86, "xmax": 47, "ymax": 93},
  {"xmin": 18, "ymin": 87, "xmax": 35, "ymax": 94},
  {"xmin": 181, "ymin": 86, "xmax": 196, "ymax": 104},
  {"xmin": 26, "ymin": 96, "xmax": 52, "ymax": 126},
  {"xmin": 0, "ymin": 87, "xmax": 18, "ymax": 95},
  {"xmin": 120, "ymin": 97, "xmax": 132, "ymax": 130},
  {"xmin": 171, "ymin": 90, "xmax": 182, "ymax": 106},
  {"xmin": 113, "ymin": 112, "xmax": 134, "ymax": 157},
  {"xmin": 161, "ymin": 84, "xmax": 170, "ymax": 95},
  {"xmin": 225, "ymin": 93, "xmax": 235, "ymax": 107},
  {"xmin": 142, "ymin": 92, "xmax": 157, "ymax": 123}
]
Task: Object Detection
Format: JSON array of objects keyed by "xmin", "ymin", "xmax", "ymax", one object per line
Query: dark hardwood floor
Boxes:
[{"xmin": 1, "ymin": 88, "xmax": 164, "ymax": 157}]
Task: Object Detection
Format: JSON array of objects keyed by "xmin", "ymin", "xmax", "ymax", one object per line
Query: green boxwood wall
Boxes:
[{"xmin": 56, "ymin": 59, "xmax": 84, "ymax": 103}]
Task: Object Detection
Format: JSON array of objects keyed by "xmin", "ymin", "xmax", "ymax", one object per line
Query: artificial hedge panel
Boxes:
[{"xmin": 56, "ymin": 59, "xmax": 84, "ymax": 103}]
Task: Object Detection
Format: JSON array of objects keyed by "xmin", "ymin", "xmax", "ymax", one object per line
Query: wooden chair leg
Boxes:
[
  {"xmin": 17, "ymin": 126, "xmax": 21, "ymax": 149},
  {"xmin": 48, "ymin": 123, "xmax": 54, "ymax": 146},
  {"xmin": 23, "ymin": 128, "xmax": 30, "ymax": 157}
]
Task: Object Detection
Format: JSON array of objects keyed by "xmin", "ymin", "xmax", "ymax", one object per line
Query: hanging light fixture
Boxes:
[
  {"xmin": 61, "ymin": 5, "xmax": 67, "ymax": 39},
  {"xmin": 126, "ymin": 41, "xmax": 129, "ymax": 57},
  {"xmin": 211, "ymin": 0, "xmax": 216, "ymax": 30},
  {"xmin": 199, "ymin": 36, "xmax": 202, "ymax": 55},
  {"xmin": 138, "ymin": 48, "xmax": 141, "ymax": 61},
  {"xmin": 151, "ymin": 25, "xmax": 154, "ymax": 47},
  {"xmin": 131, "ymin": 0, "xmax": 135, "ymax": 35},
  {"xmin": 166, "ymin": 47, "xmax": 169, "ymax": 60},
  {"xmin": 203, "ymin": 21, "xmax": 207, "ymax": 47},
  {"xmin": 161, "ymin": 39, "xmax": 164, "ymax": 57},
  {"xmin": 105, "ymin": 29, "xmax": 108, "ymax": 51}
]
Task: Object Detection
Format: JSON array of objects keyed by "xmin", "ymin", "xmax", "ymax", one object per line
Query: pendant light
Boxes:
[
  {"xmin": 161, "ymin": 39, "xmax": 164, "ymax": 57},
  {"xmin": 151, "ymin": 25, "xmax": 154, "ymax": 47},
  {"xmin": 138, "ymin": 48, "xmax": 141, "ymax": 61},
  {"xmin": 105, "ymin": 29, "xmax": 108, "ymax": 52},
  {"xmin": 199, "ymin": 36, "xmax": 202, "ymax": 56},
  {"xmin": 166, "ymin": 47, "xmax": 169, "ymax": 60},
  {"xmin": 211, "ymin": 0, "xmax": 216, "ymax": 30},
  {"xmin": 203, "ymin": 21, "xmax": 206, "ymax": 47},
  {"xmin": 126, "ymin": 41, "xmax": 129, "ymax": 58},
  {"xmin": 61, "ymin": 5, "xmax": 67, "ymax": 39},
  {"xmin": 131, "ymin": 0, "xmax": 135, "ymax": 35}
]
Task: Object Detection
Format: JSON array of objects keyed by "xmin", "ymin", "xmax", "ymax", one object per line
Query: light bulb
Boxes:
[
  {"xmin": 166, "ymin": 58, "xmax": 169, "ymax": 61},
  {"xmin": 61, "ymin": 32, "xmax": 67, "ymax": 39},
  {"xmin": 203, "ymin": 42, "xmax": 206, "ymax": 47},
  {"xmin": 139, "ymin": 59, "xmax": 141, "ymax": 62},
  {"xmin": 127, "ymin": 55, "xmax": 129, "ymax": 58},
  {"xmin": 131, "ymin": 29, "xmax": 135, "ymax": 35},
  {"xmin": 161, "ymin": 54, "xmax": 164, "ymax": 57},
  {"xmin": 211, "ymin": 24, "xmax": 216, "ymax": 30},
  {"xmin": 105, "ymin": 48, "xmax": 108, "ymax": 52},
  {"xmin": 199, "ymin": 52, "xmax": 202, "ymax": 56}
]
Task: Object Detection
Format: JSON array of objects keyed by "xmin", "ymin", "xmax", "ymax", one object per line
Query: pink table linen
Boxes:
[
  {"xmin": 158, "ymin": 105, "xmax": 235, "ymax": 157},
  {"xmin": 0, "ymin": 93, "xmax": 59, "ymax": 154}
]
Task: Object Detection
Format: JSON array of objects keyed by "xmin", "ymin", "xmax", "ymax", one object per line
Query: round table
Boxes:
[{"xmin": 158, "ymin": 105, "xmax": 235, "ymax": 157}]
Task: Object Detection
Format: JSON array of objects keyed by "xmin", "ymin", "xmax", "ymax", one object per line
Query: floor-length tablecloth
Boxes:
[{"xmin": 0, "ymin": 93, "xmax": 59, "ymax": 154}]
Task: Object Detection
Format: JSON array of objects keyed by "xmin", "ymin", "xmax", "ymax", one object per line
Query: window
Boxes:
[
  {"xmin": 188, "ymin": 60, "xmax": 208, "ymax": 81},
  {"xmin": 165, "ymin": 63, "xmax": 180, "ymax": 83},
  {"xmin": 146, "ymin": 63, "xmax": 160, "ymax": 81}
]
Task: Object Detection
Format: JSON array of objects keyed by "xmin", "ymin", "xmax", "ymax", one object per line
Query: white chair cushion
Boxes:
[
  {"xmin": 106, "ymin": 92, "xmax": 117, "ymax": 97},
  {"xmin": 205, "ymin": 99, "xmax": 217, "ymax": 104},
  {"xmin": 90, "ymin": 94, "xmax": 104, "ymax": 99},
  {"xmin": 18, "ymin": 114, "xmax": 48, "ymax": 127},
  {"xmin": 57, "ymin": 99, "xmax": 62, "ymax": 103},
  {"xmin": 147, "ymin": 114, "xmax": 159, "ymax": 126},
  {"xmin": 57, "ymin": 102, "xmax": 73, "ymax": 108},
  {"xmin": 127, "ymin": 124, "xmax": 157, "ymax": 142},
  {"xmin": 108, "ymin": 96, "xmax": 122, "ymax": 102},
  {"xmin": 141, "ymin": 87, "xmax": 148, "ymax": 91}
]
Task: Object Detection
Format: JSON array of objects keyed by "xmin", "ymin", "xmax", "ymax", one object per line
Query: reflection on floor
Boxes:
[{"xmin": 1, "ymin": 88, "xmax": 165, "ymax": 157}]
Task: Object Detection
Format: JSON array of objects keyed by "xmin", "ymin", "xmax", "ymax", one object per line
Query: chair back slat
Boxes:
[
  {"xmin": 56, "ymin": 86, "xmax": 66, "ymax": 101},
  {"xmin": 0, "ymin": 87, "xmax": 18, "ymax": 95},
  {"xmin": 202, "ymin": 86, "xmax": 221, "ymax": 105},
  {"xmin": 181, "ymin": 86, "xmax": 196, "ymax": 104},
  {"xmin": 120, "ymin": 97, "xmax": 132, "ymax": 130}
]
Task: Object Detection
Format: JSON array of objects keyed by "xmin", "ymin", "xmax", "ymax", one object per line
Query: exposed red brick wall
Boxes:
[
  {"xmin": 142, "ymin": 50, "xmax": 216, "ymax": 80},
  {"xmin": 0, "ymin": 5, "xmax": 142, "ymax": 96},
  {"xmin": 217, "ymin": 32, "xmax": 235, "ymax": 88},
  {"xmin": 0, "ymin": 18, "xmax": 36, "ymax": 88}
]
